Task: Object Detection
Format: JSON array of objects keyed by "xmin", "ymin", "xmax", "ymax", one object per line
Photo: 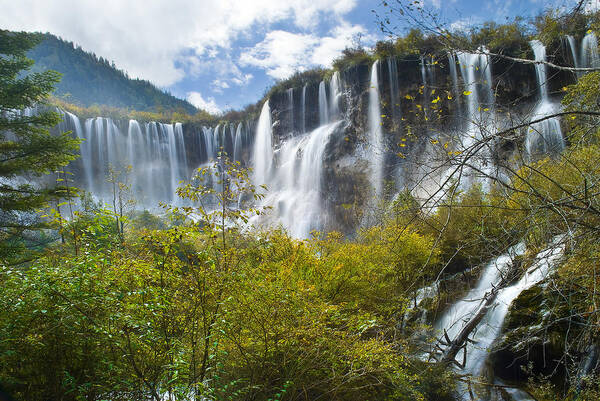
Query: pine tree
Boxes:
[{"xmin": 0, "ymin": 30, "xmax": 80, "ymax": 263}]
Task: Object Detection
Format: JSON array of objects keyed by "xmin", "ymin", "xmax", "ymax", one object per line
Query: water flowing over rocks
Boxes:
[{"xmin": 55, "ymin": 34, "xmax": 594, "ymax": 238}]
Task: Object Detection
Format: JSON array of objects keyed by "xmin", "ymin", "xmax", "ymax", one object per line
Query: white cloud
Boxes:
[
  {"xmin": 186, "ymin": 91, "xmax": 222, "ymax": 114},
  {"xmin": 240, "ymin": 31, "xmax": 318, "ymax": 79},
  {"xmin": 0, "ymin": 0, "xmax": 358, "ymax": 87},
  {"xmin": 240, "ymin": 22, "xmax": 375, "ymax": 79},
  {"xmin": 211, "ymin": 79, "xmax": 230, "ymax": 93}
]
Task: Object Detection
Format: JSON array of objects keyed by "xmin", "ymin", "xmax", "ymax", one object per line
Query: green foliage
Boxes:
[
  {"xmin": 332, "ymin": 46, "xmax": 374, "ymax": 71},
  {"xmin": 0, "ymin": 30, "xmax": 80, "ymax": 263},
  {"xmin": 0, "ymin": 159, "xmax": 458, "ymax": 401},
  {"xmin": 469, "ymin": 19, "xmax": 531, "ymax": 56},
  {"xmin": 263, "ymin": 68, "xmax": 329, "ymax": 101}
]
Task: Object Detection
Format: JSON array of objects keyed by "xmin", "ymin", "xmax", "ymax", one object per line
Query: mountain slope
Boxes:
[{"xmin": 27, "ymin": 33, "xmax": 198, "ymax": 114}]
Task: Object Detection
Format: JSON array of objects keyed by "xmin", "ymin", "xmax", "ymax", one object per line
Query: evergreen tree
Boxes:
[{"xmin": 0, "ymin": 30, "xmax": 80, "ymax": 263}]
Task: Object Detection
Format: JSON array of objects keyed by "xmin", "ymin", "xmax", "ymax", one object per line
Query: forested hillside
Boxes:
[{"xmin": 27, "ymin": 33, "xmax": 198, "ymax": 114}]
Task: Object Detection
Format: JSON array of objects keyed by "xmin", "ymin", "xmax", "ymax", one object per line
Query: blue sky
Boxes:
[{"xmin": 0, "ymin": 0, "xmax": 575, "ymax": 113}]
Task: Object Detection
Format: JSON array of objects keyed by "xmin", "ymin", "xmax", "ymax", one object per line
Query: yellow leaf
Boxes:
[
  {"xmin": 397, "ymin": 152, "xmax": 406, "ymax": 158},
  {"xmin": 463, "ymin": 91, "xmax": 472, "ymax": 96},
  {"xmin": 400, "ymin": 143, "xmax": 406, "ymax": 147},
  {"xmin": 431, "ymin": 96, "xmax": 440, "ymax": 104},
  {"xmin": 405, "ymin": 94, "xmax": 414, "ymax": 100},
  {"xmin": 430, "ymin": 139, "xmax": 439, "ymax": 145},
  {"xmin": 443, "ymin": 142, "xmax": 449, "ymax": 149},
  {"xmin": 431, "ymin": 89, "xmax": 436, "ymax": 95},
  {"xmin": 447, "ymin": 94, "xmax": 453, "ymax": 100}
]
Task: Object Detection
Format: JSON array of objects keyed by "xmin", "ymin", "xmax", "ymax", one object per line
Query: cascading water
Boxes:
[
  {"xmin": 447, "ymin": 52, "xmax": 463, "ymax": 121},
  {"xmin": 368, "ymin": 60, "xmax": 384, "ymax": 199},
  {"xmin": 58, "ymin": 112, "xmax": 192, "ymax": 207},
  {"xmin": 329, "ymin": 71, "xmax": 342, "ymax": 122},
  {"xmin": 581, "ymin": 31, "xmax": 599, "ymax": 69},
  {"xmin": 526, "ymin": 40, "xmax": 564, "ymax": 156},
  {"xmin": 287, "ymin": 88, "xmax": 294, "ymax": 134},
  {"xmin": 434, "ymin": 239, "xmax": 564, "ymax": 400},
  {"xmin": 456, "ymin": 50, "xmax": 494, "ymax": 145},
  {"xmin": 318, "ymin": 80, "xmax": 329, "ymax": 125},
  {"xmin": 248, "ymin": 71, "xmax": 349, "ymax": 237},
  {"xmin": 233, "ymin": 123, "xmax": 243, "ymax": 162},
  {"xmin": 387, "ymin": 57, "xmax": 401, "ymax": 123},
  {"xmin": 252, "ymin": 101, "xmax": 274, "ymax": 187},
  {"xmin": 566, "ymin": 35, "xmax": 580, "ymax": 74},
  {"xmin": 301, "ymin": 84, "xmax": 307, "ymax": 134},
  {"xmin": 254, "ymin": 121, "xmax": 341, "ymax": 238}
]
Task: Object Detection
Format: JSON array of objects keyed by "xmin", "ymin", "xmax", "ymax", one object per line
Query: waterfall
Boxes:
[
  {"xmin": 566, "ymin": 35, "xmax": 580, "ymax": 74},
  {"xmin": 252, "ymin": 101, "xmax": 273, "ymax": 186},
  {"xmin": 233, "ymin": 123, "xmax": 243, "ymax": 162},
  {"xmin": 58, "ymin": 110, "xmax": 94, "ymax": 192},
  {"xmin": 448, "ymin": 52, "xmax": 463, "ymax": 119},
  {"xmin": 62, "ymin": 115, "xmax": 192, "ymax": 207},
  {"xmin": 252, "ymin": 122, "xmax": 341, "ymax": 238},
  {"xmin": 420, "ymin": 55, "xmax": 427, "ymax": 88},
  {"xmin": 387, "ymin": 57, "xmax": 401, "ymax": 123},
  {"xmin": 329, "ymin": 71, "xmax": 342, "ymax": 121},
  {"xmin": 126, "ymin": 119, "xmax": 144, "ymax": 194},
  {"xmin": 581, "ymin": 31, "xmax": 599, "ymax": 69},
  {"xmin": 526, "ymin": 40, "xmax": 564, "ymax": 155},
  {"xmin": 435, "ymin": 239, "xmax": 564, "ymax": 400},
  {"xmin": 318, "ymin": 80, "xmax": 329, "ymax": 125},
  {"xmin": 368, "ymin": 60, "xmax": 384, "ymax": 198},
  {"xmin": 203, "ymin": 126, "xmax": 215, "ymax": 161},
  {"xmin": 434, "ymin": 243, "xmax": 527, "ymax": 345},
  {"xmin": 287, "ymin": 88, "xmax": 294, "ymax": 134},
  {"xmin": 175, "ymin": 122, "xmax": 188, "ymax": 179},
  {"xmin": 456, "ymin": 50, "xmax": 494, "ymax": 139},
  {"xmin": 301, "ymin": 84, "xmax": 307, "ymax": 134}
]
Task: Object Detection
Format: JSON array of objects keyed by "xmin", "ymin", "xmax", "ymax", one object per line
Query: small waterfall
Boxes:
[
  {"xmin": 203, "ymin": 126, "xmax": 216, "ymax": 161},
  {"xmin": 368, "ymin": 60, "xmax": 384, "ymax": 198},
  {"xmin": 318, "ymin": 80, "xmax": 329, "ymax": 125},
  {"xmin": 175, "ymin": 123, "xmax": 188, "ymax": 181},
  {"xmin": 435, "ymin": 239, "xmax": 564, "ymax": 400},
  {"xmin": 457, "ymin": 50, "xmax": 494, "ymax": 138},
  {"xmin": 581, "ymin": 31, "xmax": 599, "ymax": 69},
  {"xmin": 213, "ymin": 124, "xmax": 221, "ymax": 154},
  {"xmin": 420, "ymin": 55, "xmax": 427, "ymax": 88},
  {"xmin": 453, "ymin": 49, "xmax": 495, "ymax": 186},
  {"xmin": 566, "ymin": 35, "xmax": 580, "ymax": 74},
  {"xmin": 434, "ymin": 243, "xmax": 527, "ymax": 345},
  {"xmin": 252, "ymin": 101, "xmax": 273, "ymax": 186},
  {"xmin": 301, "ymin": 84, "xmax": 307, "ymax": 133},
  {"xmin": 387, "ymin": 57, "xmax": 401, "ymax": 123},
  {"xmin": 448, "ymin": 52, "xmax": 463, "ymax": 119},
  {"xmin": 287, "ymin": 88, "xmax": 294, "ymax": 134},
  {"xmin": 126, "ymin": 119, "xmax": 144, "ymax": 194},
  {"xmin": 233, "ymin": 123, "xmax": 243, "ymax": 162},
  {"xmin": 329, "ymin": 71, "xmax": 342, "ymax": 121},
  {"xmin": 58, "ymin": 110, "xmax": 94, "ymax": 191},
  {"xmin": 526, "ymin": 40, "xmax": 564, "ymax": 155}
]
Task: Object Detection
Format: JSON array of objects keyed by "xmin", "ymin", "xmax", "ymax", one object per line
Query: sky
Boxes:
[{"xmin": 0, "ymin": 0, "xmax": 577, "ymax": 114}]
